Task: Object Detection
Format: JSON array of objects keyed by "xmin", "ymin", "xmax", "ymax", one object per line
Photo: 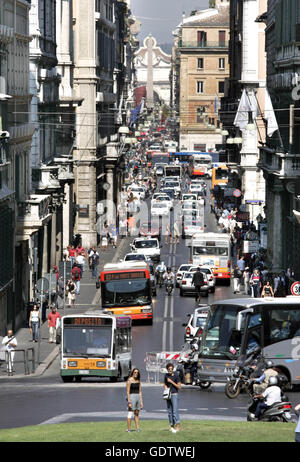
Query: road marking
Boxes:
[{"xmin": 169, "ymin": 295, "xmax": 174, "ymax": 351}]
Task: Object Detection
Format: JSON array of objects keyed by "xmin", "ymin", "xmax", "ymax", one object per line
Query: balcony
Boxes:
[
  {"xmin": 16, "ymin": 194, "xmax": 52, "ymax": 241},
  {"xmin": 178, "ymin": 40, "xmax": 228, "ymax": 49},
  {"xmin": 258, "ymin": 147, "xmax": 300, "ymax": 178}
]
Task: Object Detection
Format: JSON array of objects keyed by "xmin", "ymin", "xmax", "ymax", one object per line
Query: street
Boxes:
[{"xmin": 1, "ymin": 187, "xmax": 300, "ymax": 431}]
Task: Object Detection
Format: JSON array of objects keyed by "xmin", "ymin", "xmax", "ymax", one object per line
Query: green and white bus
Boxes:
[
  {"xmin": 60, "ymin": 312, "xmax": 132, "ymax": 382},
  {"xmin": 198, "ymin": 297, "xmax": 300, "ymax": 387}
]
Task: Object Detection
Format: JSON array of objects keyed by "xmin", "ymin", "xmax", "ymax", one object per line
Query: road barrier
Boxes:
[{"xmin": 145, "ymin": 351, "xmax": 180, "ymax": 383}]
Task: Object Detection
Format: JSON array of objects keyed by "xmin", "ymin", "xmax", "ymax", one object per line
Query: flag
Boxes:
[
  {"xmin": 130, "ymin": 98, "xmax": 145, "ymax": 127},
  {"xmin": 234, "ymin": 89, "xmax": 258, "ymax": 132},
  {"xmin": 264, "ymin": 89, "xmax": 279, "ymax": 137}
]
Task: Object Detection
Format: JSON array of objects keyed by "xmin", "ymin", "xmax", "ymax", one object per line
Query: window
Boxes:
[
  {"xmin": 196, "ymin": 108, "xmax": 204, "ymax": 123},
  {"xmin": 197, "ymin": 81, "xmax": 204, "ymax": 94},
  {"xmin": 197, "ymin": 58, "xmax": 204, "ymax": 69},
  {"xmin": 218, "ymin": 81, "xmax": 225, "ymax": 94},
  {"xmin": 219, "ymin": 58, "xmax": 225, "ymax": 69},
  {"xmin": 197, "ymin": 31, "xmax": 207, "ymax": 46},
  {"xmin": 219, "ymin": 30, "xmax": 226, "ymax": 46}
]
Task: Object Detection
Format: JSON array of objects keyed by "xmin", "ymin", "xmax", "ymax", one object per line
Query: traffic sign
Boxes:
[
  {"xmin": 291, "ymin": 282, "xmax": 300, "ymax": 296},
  {"xmin": 233, "ymin": 189, "xmax": 242, "ymax": 198}
]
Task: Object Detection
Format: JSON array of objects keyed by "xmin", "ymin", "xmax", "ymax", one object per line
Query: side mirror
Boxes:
[{"xmin": 182, "ymin": 323, "xmax": 187, "ymax": 327}]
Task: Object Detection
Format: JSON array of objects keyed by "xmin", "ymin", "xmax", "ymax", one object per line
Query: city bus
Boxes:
[
  {"xmin": 100, "ymin": 262, "xmax": 153, "ymax": 324},
  {"xmin": 190, "ymin": 232, "xmax": 231, "ymax": 283},
  {"xmin": 60, "ymin": 313, "xmax": 132, "ymax": 382},
  {"xmin": 189, "ymin": 153, "xmax": 212, "ymax": 177},
  {"xmin": 211, "ymin": 164, "xmax": 229, "ymax": 190},
  {"xmin": 197, "ymin": 298, "xmax": 300, "ymax": 387},
  {"xmin": 169, "ymin": 152, "xmax": 192, "ymax": 166},
  {"xmin": 147, "ymin": 151, "xmax": 170, "ymax": 167}
]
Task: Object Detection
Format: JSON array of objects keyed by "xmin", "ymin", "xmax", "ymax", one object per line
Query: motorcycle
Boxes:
[
  {"xmin": 225, "ymin": 347, "xmax": 264, "ymax": 399},
  {"xmin": 247, "ymin": 393, "xmax": 293, "ymax": 422},
  {"xmin": 156, "ymin": 270, "xmax": 165, "ymax": 288},
  {"xmin": 176, "ymin": 343, "xmax": 211, "ymax": 390},
  {"xmin": 165, "ymin": 278, "xmax": 174, "ymax": 296}
]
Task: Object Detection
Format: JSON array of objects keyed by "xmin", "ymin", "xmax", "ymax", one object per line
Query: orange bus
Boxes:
[
  {"xmin": 99, "ymin": 262, "xmax": 153, "ymax": 324},
  {"xmin": 211, "ymin": 164, "xmax": 229, "ymax": 190}
]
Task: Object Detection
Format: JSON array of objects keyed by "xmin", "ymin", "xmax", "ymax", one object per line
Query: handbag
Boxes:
[{"xmin": 163, "ymin": 387, "xmax": 171, "ymax": 400}]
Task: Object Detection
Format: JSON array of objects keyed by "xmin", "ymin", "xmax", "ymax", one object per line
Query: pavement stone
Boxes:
[{"xmin": 0, "ymin": 238, "xmax": 130, "ymax": 380}]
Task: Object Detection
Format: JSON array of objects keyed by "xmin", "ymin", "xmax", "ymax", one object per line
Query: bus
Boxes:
[
  {"xmin": 60, "ymin": 313, "xmax": 132, "ymax": 382},
  {"xmin": 189, "ymin": 153, "xmax": 212, "ymax": 177},
  {"xmin": 147, "ymin": 151, "xmax": 170, "ymax": 168},
  {"xmin": 169, "ymin": 152, "xmax": 192, "ymax": 166},
  {"xmin": 211, "ymin": 164, "xmax": 229, "ymax": 190},
  {"xmin": 190, "ymin": 232, "xmax": 231, "ymax": 283},
  {"xmin": 164, "ymin": 164, "xmax": 182, "ymax": 179},
  {"xmin": 197, "ymin": 298, "xmax": 300, "ymax": 387},
  {"xmin": 100, "ymin": 262, "xmax": 153, "ymax": 324}
]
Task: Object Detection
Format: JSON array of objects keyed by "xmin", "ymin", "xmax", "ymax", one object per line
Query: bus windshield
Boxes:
[
  {"xmin": 201, "ymin": 304, "xmax": 242, "ymax": 358},
  {"xmin": 193, "ymin": 246, "xmax": 228, "ymax": 256},
  {"xmin": 102, "ymin": 279, "xmax": 151, "ymax": 307},
  {"xmin": 194, "ymin": 159, "xmax": 211, "ymax": 166},
  {"xmin": 63, "ymin": 325, "xmax": 112, "ymax": 357},
  {"xmin": 215, "ymin": 169, "xmax": 228, "ymax": 179}
]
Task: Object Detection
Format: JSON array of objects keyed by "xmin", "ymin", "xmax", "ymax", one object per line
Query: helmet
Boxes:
[
  {"xmin": 268, "ymin": 376, "xmax": 278, "ymax": 386},
  {"xmin": 191, "ymin": 343, "xmax": 198, "ymax": 351},
  {"xmin": 265, "ymin": 360, "xmax": 274, "ymax": 369},
  {"xmin": 167, "ymin": 267, "xmax": 171, "ymax": 271}
]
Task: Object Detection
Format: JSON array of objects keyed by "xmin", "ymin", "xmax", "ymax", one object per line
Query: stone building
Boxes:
[{"xmin": 174, "ymin": 0, "xmax": 230, "ymax": 151}]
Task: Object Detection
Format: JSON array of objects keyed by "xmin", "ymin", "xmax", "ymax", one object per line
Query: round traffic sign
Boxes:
[
  {"xmin": 291, "ymin": 282, "xmax": 300, "ymax": 296},
  {"xmin": 233, "ymin": 189, "xmax": 242, "ymax": 198}
]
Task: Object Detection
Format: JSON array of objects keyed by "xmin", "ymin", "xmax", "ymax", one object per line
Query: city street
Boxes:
[{"xmin": 1, "ymin": 189, "xmax": 300, "ymax": 430}]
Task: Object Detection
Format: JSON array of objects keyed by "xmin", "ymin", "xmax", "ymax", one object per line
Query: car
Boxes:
[
  {"xmin": 181, "ymin": 193, "xmax": 198, "ymax": 202},
  {"xmin": 182, "ymin": 217, "xmax": 205, "ymax": 238},
  {"xmin": 163, "ymin": 180, "xmax": 181, "ymax": 194},
  {"xmin": 179, "ymin": 271, "xmax": 209, "ymax": 297},
  {"xmin": 181, "ymin": 201, "xmax": 202, "ymax": 211},
  {"xmin": 123, "ymin": 253, "xmax": 150, "ymax": 263},
  {"xmin": 160, "ymin": 187, "xmax": 179, "ymax": 199},
  {"xmin": 156, "ymin": 165, "xmax": 164, "ymax": 176},
  {"xmin": 182, "ymin": 306, "xmax": 209, "ymax": 342},
  {"xmin": 139, "ymin": 221, "xmax": 161, "ymax": 238},
  {"xmin": 151, "ymin": 201, "xmax": 170, "ymax": 217},
  {"xmin": 130, "ymin": 237, "xmax": 161, "ymax": 262},
  {"xmin": 127, "ymin": 185, "xmax": 145, "ymax": 200},
  {"xmin": 189, "ymin": 266, "xmax": 216, "ymax": 293},
  {"xmin": 176, "ymin": 264, "xmax": 193, "ymax": 287},
  {"xmin": 151, "ymin": 195, "xmax": 173, "ymax": 210},
  {"xmin": 189, "ymin": 184, "xmax": 205, "ymax": 197}
]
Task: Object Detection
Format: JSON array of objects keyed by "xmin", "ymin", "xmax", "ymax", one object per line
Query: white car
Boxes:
[
  {"xmin": 152, "ymin": 195, "xmax": 173, "ymax": 210},
  {"xmin": 189, "ymin": 266, "xmax": 216, "ymax": 293},
  {"xmin": 130, "ymin": 237, "xmax": 161, "ymax": 262},
  {"xmin": 151, "ymin": 201, "xmax": 170, "ymax": 217},
  {"xmin": 176, "ymin": 264, "xmax": 193, "ymax": 287},
  {"xmin": 181, "ymin": 201, "xmax": 202, "ymax": 211},
  {"xmin": 182, "ymin": 217, "xmax": 205, "ymax": 238},
  {"xmin": 127, "ymin": 185, "xmax": 145, "ymax": 200},
  {"xmin": 123, "ymin": 253, "xmax": 150, "ymax": 263},
  {"xmin": 182, "ymin": 306, "xmax": 209, "ymax": 342},
  {"xmin": 164, "ymin": 180, "xmax": 181, "ymax": 195},
  {"xmin": 179, "ymin": 271, "xmax": 209, "ymax": 297}
]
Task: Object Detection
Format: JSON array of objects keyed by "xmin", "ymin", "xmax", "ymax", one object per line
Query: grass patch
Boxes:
[{"xmin": 0, "ymin": 420, "xmax": 296, "ymax": 442}]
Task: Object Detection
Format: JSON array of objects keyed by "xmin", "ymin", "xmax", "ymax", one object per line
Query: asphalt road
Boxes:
[{"xmin": 1, "ymin": 179, "xmax": 300, "ymax": 430}]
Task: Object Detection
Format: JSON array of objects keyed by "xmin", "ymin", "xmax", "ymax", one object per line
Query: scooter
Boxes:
[
  {"xmin": 165, "ymin": 278, "xmax": 174, "ymax": 295},
  {"xmin": 247, "ymin": 397, "xmax": 293, "ymax": 422},
  {"xmin": 177, "ymin": 345, "xmax": 211, "ymax": 389}
]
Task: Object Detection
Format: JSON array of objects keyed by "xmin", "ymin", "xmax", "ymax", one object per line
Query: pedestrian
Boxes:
[
  {"xmin": 75, "ymin": 251, "xmax": 86, "ymax": 274},
  {"xmin": 66, "ymin": 278, "xmax": 77, "ymax": 308},
  {"xmin": 56, "ymin": 276, "xmax": 65, "ymax": 309},
  {"xmin": 72, "ymin": 264, "xmax": 82, "ymax": 295},
  {"xmin": 294, "ymin": 403, "xmax": 300, "ymax": 442},
  {"xmin": 261, "ymin": 280, "xmax": 274, "ymax": 297},
  {"xmin": 243, "ymin": 267, "xmax": 250, "ymax": 295},
  {"xmin": 164, "ymin": 363, "xmax": 181, "ymax": 433},
  {"xmin": 126, "ymin": 368, "xmax": 143, "ymax": 432},
  {"xmin": 68, "ymin": 245, "xmax": 76, "ymax": 267},
  {"xmin": 250, "ymin": 269, "xmax": 261, "ymax": 298},
  {"xmin": 29, "ymin": 303, "xmax": 40, "ymax": 342},
  {"xmin": 47, "ymin": 305, "xmax": 61, "ymax": 344},
  {"xmin": 75, "ymin": 243, "xmax": 85, "ymax": 257},
  {"xmin": 232, "ymin": 265, "xmax": 242, "ymax": 294},
  {"xmin": 101, "ymin": 226, "xmax": 108, "ymax": 250},
  {"xmin": 165, "ymin": 223, "xmax": 171, "ymax": 245},
  {"xmin": 128, "ymin": 214, "xmax": 136, "ymax": 237},
  {"xmin": 90, "ymin": 248, "xmax": 100, "ymax": 279},
  {"xmin": 237, "ymin": 255, "xmax": 246, "ymax": 272},
  {"xmin": 192, "ymin": 267, "xmax": 204, "ymax": 304},
  {"xmin": 2, "ymin": 329, "xmax": 17, "ymax": 375},
  {"xmin": 173, "ymin": 221, "xmax": 180, "ymax": 244}
]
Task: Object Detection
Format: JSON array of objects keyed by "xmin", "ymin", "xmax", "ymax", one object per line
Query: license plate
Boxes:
[
  {"xmin": 218, "ymin": 273, "xmax": 223, "ymax": 277},
  {"xmin": 79, "ymin": 370, "xmax": 89, "ymax": 375}
]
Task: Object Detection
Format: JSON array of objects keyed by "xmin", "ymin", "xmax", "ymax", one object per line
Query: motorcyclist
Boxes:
[
  {"xmin": 155, "ymin": 261, "xmax": 167, "ymax": 284},
  {"xmin": 252, "ymin": 360, "xmax": 278, "ymax": 394},
  {"xmin": 188, "ymin": 341, "xmax": 199, "ymax": 386},
  {"xmin": 253, "ymin": 375, "xmax": 282, "ymax": 420},
  {"xmin": 163, "ymin": 267, "xmax": 175, "ymax": 289}
]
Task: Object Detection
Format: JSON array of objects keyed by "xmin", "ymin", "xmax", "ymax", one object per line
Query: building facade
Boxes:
[{"xmin": 174, "ymin": 0, "xmax": 229, "ymax": 152}]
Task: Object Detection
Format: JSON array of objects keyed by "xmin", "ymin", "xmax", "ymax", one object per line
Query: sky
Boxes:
[{"xmin": 131, "ymin": 0, "xmax": 209, "ymax": 44}]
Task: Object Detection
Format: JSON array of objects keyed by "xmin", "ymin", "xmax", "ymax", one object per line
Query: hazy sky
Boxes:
[{"xmin": 131, "ymin": 0, "xmax": 209, "ymax": 44}]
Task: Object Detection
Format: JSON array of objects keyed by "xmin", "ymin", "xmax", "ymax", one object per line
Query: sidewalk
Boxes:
[{"xmin": 0, "ymin": 237, "xmax": 130, "ymax": 380}]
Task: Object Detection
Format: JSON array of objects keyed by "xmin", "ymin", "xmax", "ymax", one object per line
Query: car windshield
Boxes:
[
  {"xmin": 135, "ymin": 240, "xmax": 158, "ymax": 248},
  {"xmin": 179, "ymin": 265, "xmax": 191, "ymax": 272},
  {"xmin": 125, "ymin": 255, "xmax": 145, "ymax": 261},
  {"xmin": 156, "ymin": 196, "xmax": 170, "ymax": 201},
  {"xmin": 182, "ymin": 195, "xmax": 197, "ymax": 201},
  {"xmin": 102, "ymin": 280, "xmax": 151, "ymax": 307},
  {"xmin": 152, "ymin": 203, "xmax": 167, "ymax": 208}
]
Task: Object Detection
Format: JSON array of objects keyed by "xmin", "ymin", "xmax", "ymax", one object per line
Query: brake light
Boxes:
[
  {"xmin": 280, "ymin": 404, "xmax": 292, "ymax": 409},
  {"xmin": 186, "ymin": 327, "xmax": 191, "ymax": 335},
  {"xmin": 197, "ymin": 328, "xmax": 203, "ymax": 336},
  {"xmin": 228, "ymin": 260, "xmax": 231, "ymax": 268},
  {"xmin": 182, "ymin": 281, "xmax": 187, "ymax": 285}
]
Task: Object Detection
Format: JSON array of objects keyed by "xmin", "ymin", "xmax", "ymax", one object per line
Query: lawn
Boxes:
[{"xmin": 0, "ymin": 420, "xmax": 296, "ymax": 442}]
